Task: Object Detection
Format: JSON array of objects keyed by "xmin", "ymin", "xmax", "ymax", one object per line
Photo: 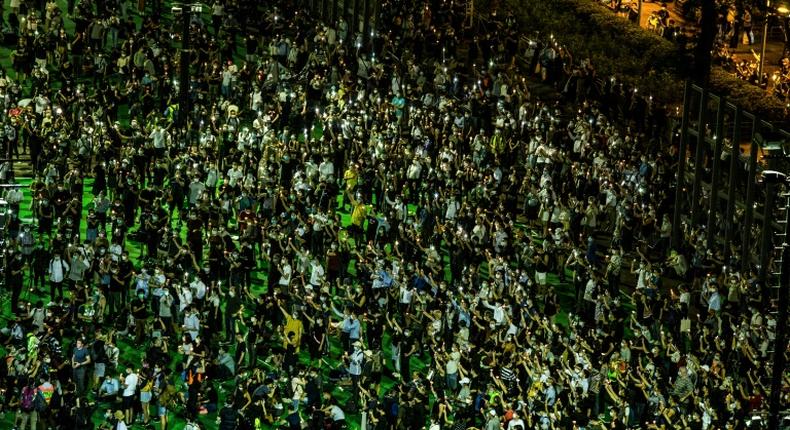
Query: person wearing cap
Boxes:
[
  {"xmin": 485, "ymin": 409, "xmax": 500, "ymax": 430},
  {"xmin": 458, "ymin": 376, "xmax": 472, "ymax": 403}
]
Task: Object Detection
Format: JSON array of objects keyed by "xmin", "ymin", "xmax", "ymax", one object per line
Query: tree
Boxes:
[{"xmin": 694, "ymin": 0, "xmax": 718, "ymax": 85}]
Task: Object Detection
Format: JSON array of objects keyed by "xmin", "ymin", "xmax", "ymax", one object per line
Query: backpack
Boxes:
[
  {"xmin": 34, "ymin": 390, "xmax": 48, "ymax": 412},
  {"xmin": 20, "ymin": 386, "xmax": 35, "ymax": 411},
  {"xmin": 92, "ymin": 340, "xmax": 108, "ymax": 363}
]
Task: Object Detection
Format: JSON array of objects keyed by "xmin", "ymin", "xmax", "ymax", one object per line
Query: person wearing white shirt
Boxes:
[
  {"xmin": 122, "ymin": 368, "xmax": 138, "ymax": 423},
  {"xmin": 113, "ymin": 411, "xmax": 128, "ymax": 430},
  {"xmin": 482, "ymin": 300, "xmax": 506, "ymax": 326},
  {"xmin": 177, "ymin": 285, "xmax": 193, "ymax": 313},
  {"xmin": 279, "ymin": 261, "xmax": 292, "ymax": 286},
  {"xmin": 190, "ymin": 277, "xmax": 207, "ymax": 303},
  {"xmin": 445, "ymin": 196, "xmax": 460, "ymax": 222},
  {"xmin": 318, "ymin": 158, "xmax": 335, "ymax": 183},
  {"xmin": 4, "ymin": 188, "xmax": 23, "ymax": 213},
  {"xmin": 309, "ymin": 259, "xmax": 325, "ymax": 288},
  {"xmin": 226, "ymin": 164, "xmax": 243, "ymax": 188},
  {"xmin": 48, "ymin": 254, "xmax": 69, "ymax": 301},
  {"xmin": 182, "ymin": 306, "xmax": 201, "ymax": 341}
]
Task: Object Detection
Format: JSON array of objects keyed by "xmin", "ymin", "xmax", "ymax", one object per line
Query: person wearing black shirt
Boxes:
[
  {"xmin": 31, "ymin": 243, "xmax": 50, "ymax": 293},
  {"xmin": 131, "ymin": 291, "xmax": 149, "ymax": 344},
  {"xmin": 118, "ymin": 252, "xmax": 134, "ymax": 307},
  {"xmin": 217, "ymin": 401, "xmax": 239, "ymax": 430},
  {"xmin": 223, "ymin": 286, "xmax": 242, "ymax": 342},
  {"xmin": 36, "ymin": 195, "xmax": 54, "ymax": 237},
  {"xmin": 7, "ymin": 252, "xmax": 25, "ymax": 313}
]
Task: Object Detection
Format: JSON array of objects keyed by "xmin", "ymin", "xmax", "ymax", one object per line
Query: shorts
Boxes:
[
  {"xmin": 93, "ymin": 363, "xmax": 106, "ymax": 378},
  {"xmin": 122, "ymin": 395, "xmax": 134, "ymax": 409},
  {"xmin": 158, "ymin": 405, "xmax": 168, "ymax": 417},
  {"xmin": 140, "ymin": 391, "xmax": 152, "ymax": 403}
]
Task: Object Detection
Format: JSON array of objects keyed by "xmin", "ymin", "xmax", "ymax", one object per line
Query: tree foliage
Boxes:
[{"xmin": 508, "ymin": 0, "xmax": 789, "ymax": 121}]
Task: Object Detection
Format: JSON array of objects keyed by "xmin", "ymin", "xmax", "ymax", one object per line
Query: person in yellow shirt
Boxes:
[
  {"xmin": 348, "ymin": 191, "xmax": 368, "ymax": 246},
  {"xmin": 342, "ymin": 163, "xmax": 359, "ymax": 210},
  {"xmin": 278, "ymin": 301, "xmax": 304, "ymax": 351}
]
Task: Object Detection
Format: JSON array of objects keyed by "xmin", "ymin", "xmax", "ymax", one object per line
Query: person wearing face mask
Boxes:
[
  {"xmin": 48, "ymin": 252, "xmax": 69, "ymax": 302},
  {"xmin": 118, "ymin": 252, "xmax": 134, "ymax": 307},
  {"xmin": 18, "ymin": 224, "xmax": 35, "ymax": 264},
  {"xmin": 7, "ymin": 250, "xmax": 26, "ymax": 313},
  {"xmin": 158, "ymin": 286, "xmax": 176, "ymax": 337},
  {"xmin": 36, "ymin": 194, "xmax": 54, "ymax": 237}
]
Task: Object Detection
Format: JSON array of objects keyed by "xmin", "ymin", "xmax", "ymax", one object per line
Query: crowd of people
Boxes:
[{"xmin": 0, "ymin": 0, "xmax": 786, "ymax": 430}]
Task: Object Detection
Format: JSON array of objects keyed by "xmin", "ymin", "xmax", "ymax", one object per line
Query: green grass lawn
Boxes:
[{"xmin": 0, "ymin": 1, "xmax": 642, "ymax": 429}]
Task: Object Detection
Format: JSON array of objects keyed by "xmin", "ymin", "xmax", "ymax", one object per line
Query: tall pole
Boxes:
[
  {"xmin": 758, "ymin": 176, "xmax": 776, "ymax": 291},
  {"xmin": 691, "ymin": 88, "xmax": 708, "ymax": 225},
  {"xmin": 741, "ymin": 121, "xmax": 760, "ymax": 271},
  {"xmin": 759, "ymin": 1, "xmax": 770, "ymax": 85},
  {"xmin": 769, "ymin": 188, "xmax": 790, "ymax": 430},
  {"xmin": 637, "ymin": 0, "xmax": 642, "ymax": 26},
  {"xmin": 724, "ymin": 108, "xmax": 741, "ymax": 263},
  {"xmin": 178, "ymin": 7, "xmax": 191, "ymax": 131},
  {"xmin": 672, "ymin": 81, "xmax": 692, "ymax": 250},
  {"xmin": 706, "ymin": 96, "xmax": 726, "ymax": 248}
]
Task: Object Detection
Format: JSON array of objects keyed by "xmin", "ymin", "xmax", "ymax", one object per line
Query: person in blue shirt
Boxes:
[
  {"xmin": 332, "ymin": 304, "xmax": 361, "ymax": 353},
  {"xmin": 97, "ymin": 374, "xmax": 120, "ymax": 402}
]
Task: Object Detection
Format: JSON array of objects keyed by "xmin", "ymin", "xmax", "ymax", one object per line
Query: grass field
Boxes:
[{"xmin": 0, "ymin": 1, "xmax": 635, "ymax": 429}]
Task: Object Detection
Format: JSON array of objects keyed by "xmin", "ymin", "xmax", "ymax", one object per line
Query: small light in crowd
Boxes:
[{"xmin": 55, "ymin": 107, "xmax": 62, "ymax": 115}]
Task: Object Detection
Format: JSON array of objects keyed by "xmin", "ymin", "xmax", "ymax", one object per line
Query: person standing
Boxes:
[
  {"xmin": 7, "ymin": 252, "xmax": 25, "ymax": 313},
  {"xmin": 71, "ymin": 338, "xmax": 92, "ymax": 397},
  {"xmin": 48, "ymin": 252, "xmax": 69, "ymax": 301},
  {"xmin": 121, "ymin": 367, "xmax": 138, "ymax": 424}
]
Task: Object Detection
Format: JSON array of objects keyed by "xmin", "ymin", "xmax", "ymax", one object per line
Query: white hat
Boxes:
[{"xmin": 460, "ymin": 377, "xmax": 470, "ymax": 384}]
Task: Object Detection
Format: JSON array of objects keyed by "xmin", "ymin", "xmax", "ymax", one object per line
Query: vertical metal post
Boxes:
[
  {"xmin": 691, "ymin": 88, "xmax": 708, "ymax": 226},
  {"xmin": 758, "ymin": 179, "xmax": 776, "ymax": 289},
  {"xmin": 178, "ymin": 7, "xmax": 191, "ymax": 130},
  {"xmin": 637, "ymin": 0, "xmax": 642, "ymax": 25},
  {"xmin": 741, "ymin": 120, "xmax": 760, "ymax": 271},
  {"xmin": 672, "ymin": 81, "xmax": 692, "ymax": 250},
  {"xmin": 769, "ymin": 220, "xmax": 790, "ymax": 429},
  {"xmin": 724, "ymin": 108, "xmax": 741, "ymax": 263},
  {"xmin": 352, "ymin": 0, "xmax": 360, "ymax": 36},
  {"xmin": 759, "ymin": 2, "xmax": 770, "ymax": 86},
  {"xmin": 706, "ymin": 96, "xmax": 726, "ymax": 248},
  {"xmin": 362, "ymin": 0, "xmax": 370, "ymax": 45}
]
